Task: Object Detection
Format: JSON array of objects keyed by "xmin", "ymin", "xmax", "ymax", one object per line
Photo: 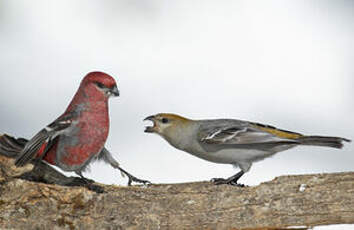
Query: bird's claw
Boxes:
[
  {"xmin": 211, "ymin": 177, "xmax": 228, "ymax": 184},
  {"xmin": 211, "ymin": 178, "xmax": 245, "ymax": 187},
  {"xmin": 126, "ymin": 175, "xmax": 151, "ymax": 186}
]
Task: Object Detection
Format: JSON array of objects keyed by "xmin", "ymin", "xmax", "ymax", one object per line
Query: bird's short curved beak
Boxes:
[
  {"xmin": 144, "ymin": 115, "xmax": 156, "ymax": 133},
  {"xmin": 110, "ymin": 85, "xmax": 120, "ymax": 97},
  {"xmin": 144, "ymin": 115, "xmax": 155, "ymax": 121}
]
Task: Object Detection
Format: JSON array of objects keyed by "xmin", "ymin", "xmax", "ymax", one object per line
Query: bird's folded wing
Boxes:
[
  {"xmin": 198, "ymin": 121, "xmax": 303, "ymax": 145},
  {"xmin": 14, "ymin": 114, "xmax": 74, "ymax": 167}
]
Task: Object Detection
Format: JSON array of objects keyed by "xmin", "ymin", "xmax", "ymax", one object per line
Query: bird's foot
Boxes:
[
  {"xmin": 211, "ymin": 178, "xmax": 245, "ymax": 187},
  {"xmin": 115, "ymin": 166, "xmax": 151, "ymax": 186},
  {"xmin": 125, "ymin": 174, "xmax": 151, "ymax": 186},
  {"xmin": 79, "ymin": 177, "xmax": 105, "ymax": 193},
  {"xmin": 66, "ymin": 177, "xmax": 105, "ymax": 193}
]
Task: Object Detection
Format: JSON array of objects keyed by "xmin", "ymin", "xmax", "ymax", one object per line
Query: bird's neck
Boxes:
[{"xmin": 163, "ymin": 122, "xmax": 197, "ymax": 152}]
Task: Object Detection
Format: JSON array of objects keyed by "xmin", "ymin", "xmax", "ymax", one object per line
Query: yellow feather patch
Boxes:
[
  {"xmin": 252, "ymin": 124, "xmax": 303, "ymax": 139},
  {"xmin": 156, "ymin": 113, "xmax": 191, "ymax": 123}
]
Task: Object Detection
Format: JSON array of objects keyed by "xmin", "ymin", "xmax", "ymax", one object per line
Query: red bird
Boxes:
[{"xmin": 14, "ymin": 71, "xmax": 149, "ymax": 186}]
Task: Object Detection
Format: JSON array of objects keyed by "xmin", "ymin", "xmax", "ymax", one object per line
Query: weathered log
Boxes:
[{"xmin": 0, "ymin": 155, "xmax": 353, "ymax": 230}]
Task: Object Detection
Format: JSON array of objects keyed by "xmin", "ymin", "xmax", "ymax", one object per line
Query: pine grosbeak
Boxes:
[
  {"xmin": 144, "ymin": 113, "xmax": 350, "ymax": 185},
  {"xmin": 12, "ymin": 72, "xmax": 149, "ymax": 186}
]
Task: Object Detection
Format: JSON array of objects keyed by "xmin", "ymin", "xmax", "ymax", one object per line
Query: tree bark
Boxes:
[{"xmin": 0, "ymin": 155, "xmax": 353, "ymax": 230}]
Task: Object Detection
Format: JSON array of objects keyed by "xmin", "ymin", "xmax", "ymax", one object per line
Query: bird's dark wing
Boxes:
[{"xmin": 14, "ymin": 113, "xmax": 75, "ymax": 167}]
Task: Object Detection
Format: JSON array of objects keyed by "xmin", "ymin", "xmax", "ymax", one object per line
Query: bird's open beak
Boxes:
[
  {"xmin": 110, "ymin": 85, "xmax": 120, "ymax": 97},
  {"xmin": 144, "ymin": 115, "xmax": 156, "ymax": 133}
]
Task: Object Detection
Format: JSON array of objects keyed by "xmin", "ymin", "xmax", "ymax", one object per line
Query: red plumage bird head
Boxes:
[
  {"xmin": 65, "ymin": 71, "xmax": 119, "ymax": 113},
  {"xmin": 81, "ymin": 71, "xmax": 120, "ymax": 98}
]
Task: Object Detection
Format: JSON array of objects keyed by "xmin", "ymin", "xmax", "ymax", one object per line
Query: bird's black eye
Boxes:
[
  {"xmin": 95, "ymin": 82, "xmax": 106, "ymax": 89},
  {"xmin": 161, "ymin": 118, "xmax": 169, "ymax": 124}
]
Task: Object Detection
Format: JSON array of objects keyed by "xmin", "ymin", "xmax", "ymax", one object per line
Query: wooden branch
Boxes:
[{"xmin": 0, "ymin": 155, "xmax": 353, "ymax": 230}]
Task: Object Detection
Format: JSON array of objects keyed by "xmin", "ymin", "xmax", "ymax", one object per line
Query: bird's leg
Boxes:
[
  {"xmin": 115, "ymin": 165, "xmax": 151, "ymax": 186},
  {"xmin": 211, "ymin": 170, "xmax": 245, "ymax": 187},
  {"xmin": 99, "ymin": 148, "xmax": 151, "ymax": 186}
]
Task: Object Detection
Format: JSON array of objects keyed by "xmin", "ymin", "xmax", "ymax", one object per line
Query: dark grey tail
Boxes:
[
  {"xmin": 0, "ymin": 134, "xmax": 27, "ymax": 158},
  {"xmin": 297, "ymin": 136, "xmax": 351, "ymax": 149}
]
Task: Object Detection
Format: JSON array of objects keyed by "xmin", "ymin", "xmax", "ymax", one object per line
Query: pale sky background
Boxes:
[{"xmin": 0, "ymin": 0, "xmax": 353, "ymax": 195}]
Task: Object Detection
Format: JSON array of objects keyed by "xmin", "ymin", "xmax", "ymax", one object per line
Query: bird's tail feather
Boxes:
[
  {"xmin": 297, "ymin": 135, "xmax": 351, "ymax": 149},
  {"xmin": 0, "ymin": 134, "xmax": 27, "ymax": 158}
]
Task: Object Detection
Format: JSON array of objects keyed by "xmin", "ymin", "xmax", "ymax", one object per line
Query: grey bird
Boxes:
[{"xmin": 144, "ymin": 113, "xmax": 351, "ymax": 185}]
